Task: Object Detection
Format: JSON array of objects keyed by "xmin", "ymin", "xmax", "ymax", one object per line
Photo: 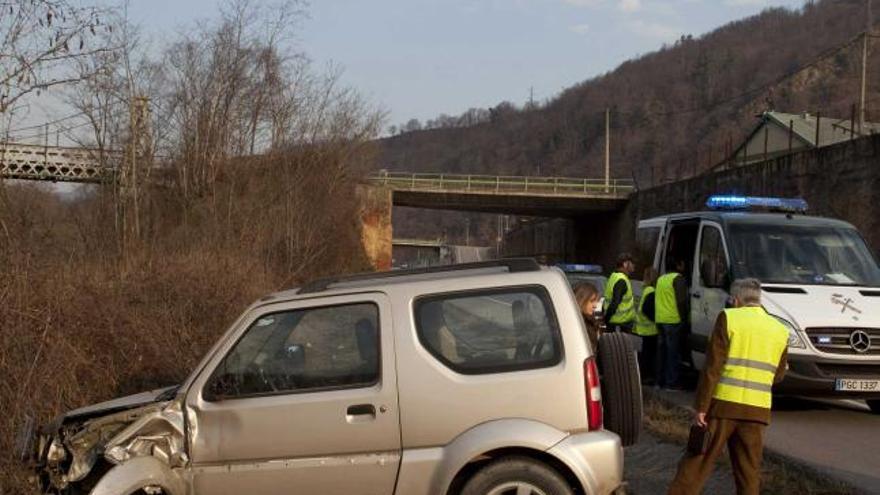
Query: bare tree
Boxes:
[{"xmin": 0, "ymin": 0, "xmax": 114, "ymax": 120}]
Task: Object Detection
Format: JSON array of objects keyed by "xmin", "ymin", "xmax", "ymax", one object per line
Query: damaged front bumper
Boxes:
[{"xmin": 32, "ymin": 388, "xmax": 188, "ymax": 495}]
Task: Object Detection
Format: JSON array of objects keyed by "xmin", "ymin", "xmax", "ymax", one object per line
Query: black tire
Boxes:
[
  {"xmin": 461, "ymin": 456, "xmax": 574, "ymax": 495},
  {"xmin": 598, "ymin": 332, "xmax": 643, "ymax": 447},
  {"xmin": 867, "ymin": 400, "xmax": 880, "ymax": 414}
]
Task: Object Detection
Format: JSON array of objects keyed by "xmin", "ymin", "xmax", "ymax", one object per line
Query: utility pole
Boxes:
[
  {"xmin": 860, "ymin": 0, "xmax": 872, "ymax": 132},
  {"xmin": 604, "ymin": 108, "xmax": 610, "ymax": 193}
]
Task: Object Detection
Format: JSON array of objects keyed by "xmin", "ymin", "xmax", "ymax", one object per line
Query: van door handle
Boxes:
[
  {"xmin": 692, "ymin": 291, "xmax": 702, "ymax": 299},
  {"xmin": 346, "ymin": 404, "xmax": 376, "ymax": 423}
]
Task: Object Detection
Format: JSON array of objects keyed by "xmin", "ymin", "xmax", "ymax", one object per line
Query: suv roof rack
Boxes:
[{"xmin": 297, "ymin": 258, "xmax": 541, "ymax": 294}]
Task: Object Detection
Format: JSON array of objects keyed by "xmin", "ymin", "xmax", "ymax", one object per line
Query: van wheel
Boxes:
[
  {"xmin": 598, "ymin": 332, "xmax": 642, "ymax": 446},
  {"xmin": 460, "ymin": 456, "xmax": 573, "ymax": 495},
  {"xmin": 867, "ymin": 400, "xmax": 880, "ymax": 414}
]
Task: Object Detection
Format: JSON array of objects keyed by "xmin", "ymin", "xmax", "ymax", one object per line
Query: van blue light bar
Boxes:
[
  {"xmin": 557, "ymin": 263, "xmax": 603, "ymax": 274},
  {"xmin": 706, "ymin": 195, "xmax": 808, "ymax": 213}
]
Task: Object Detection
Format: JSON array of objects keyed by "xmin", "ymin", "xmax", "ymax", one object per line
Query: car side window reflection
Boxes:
[
  {"xmin": 414, "ymin": 287, "xmax": 562, "ymax": 374},
  {"xmin": 206, "ymin": 302, "xmax": 380, "ymax": 400}
]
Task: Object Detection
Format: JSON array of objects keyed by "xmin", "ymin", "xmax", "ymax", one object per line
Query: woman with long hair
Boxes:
[{"xmin": 573, "ymin": 281, "xmax": 601, "ymax": 351}]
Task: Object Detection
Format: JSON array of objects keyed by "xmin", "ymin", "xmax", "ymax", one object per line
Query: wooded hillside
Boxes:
[{"xmin": 381, "ymin": 0, "xmax": 879, "ymax": 188}]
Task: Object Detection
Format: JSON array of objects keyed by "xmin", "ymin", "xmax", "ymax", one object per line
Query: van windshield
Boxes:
[{"xmin": 727, "ymin": 223, "xmax": 880, "ymax": 286}]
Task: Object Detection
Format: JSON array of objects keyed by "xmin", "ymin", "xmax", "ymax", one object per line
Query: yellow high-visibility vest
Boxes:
[
  {"xmin": 635, "ymin": 286, "xmax": 658, "ymax": 336},
  {"xmin": 713, "ymin": 306, "xmax": 789, "ymax": 409},
  {"xmin": 603, "ymin": 271, "xmax": 634, "ymax": 324},
  {"xmin": 655, "ymin": 272, "xmax": 682, "ymax": 324}
]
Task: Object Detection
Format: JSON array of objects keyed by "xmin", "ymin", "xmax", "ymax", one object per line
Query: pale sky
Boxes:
[{"xmin": 20, "ymin": 0, "xmax": 808, "ymax": 136}]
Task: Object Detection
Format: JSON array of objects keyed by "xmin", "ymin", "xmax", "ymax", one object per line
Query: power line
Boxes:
[
  {"xmin": 3, "ymin": 114, "xmax": 124, "ymax": 142},
  {"xmin": 3, "ymin": 111, "xmax": 89, "ymax": 134},
  {"xmin": 2, "ymin": 101, "xmax": 130, "ymax": 136}
]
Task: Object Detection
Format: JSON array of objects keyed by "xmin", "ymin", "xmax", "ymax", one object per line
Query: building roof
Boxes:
[{"xmin": 763, "ymin": 111, "xmax": 880, "ymax": 147}]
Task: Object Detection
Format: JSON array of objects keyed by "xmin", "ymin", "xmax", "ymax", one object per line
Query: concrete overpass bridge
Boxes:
[
  {"xmin": 363, "ymin": 172, "xmax": 635, "ymax": 269},
  {"xmin": 370, "ymin": 171, "xmax": 633, "ymax": 215}
]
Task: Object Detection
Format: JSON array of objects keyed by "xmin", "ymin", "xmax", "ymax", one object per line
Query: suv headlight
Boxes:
[{"xmin": 772, "ymin": 315, "xmax": 806, "ymax": 349}]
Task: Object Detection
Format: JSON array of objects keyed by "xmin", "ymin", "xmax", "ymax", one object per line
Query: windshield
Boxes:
[{"xmin": 727, "ymin": 222, "xmax": 880, "ymax": 286}]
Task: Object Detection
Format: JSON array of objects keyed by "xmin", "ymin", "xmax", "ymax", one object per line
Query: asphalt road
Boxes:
[
  {"xmin": 658, "ymin": 390, "xmax": 880, "ymax": 494},
  {"xmin": 624, "ymin": 432, "xmax": 735, "ymax": 495}
]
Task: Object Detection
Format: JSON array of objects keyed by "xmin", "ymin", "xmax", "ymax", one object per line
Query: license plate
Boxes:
[{"xmin": 835, "ymin": 379, "xmax": 880, "ymax": 392}]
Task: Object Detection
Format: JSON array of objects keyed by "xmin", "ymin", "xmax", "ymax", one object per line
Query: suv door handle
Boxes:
[
  {"xmin": 346, "ymin": 404, "xmax": 376, "ymax": 423},
  {"xmin": 692, "ymin": 291, "xmax": 702, "ymax": 299}
]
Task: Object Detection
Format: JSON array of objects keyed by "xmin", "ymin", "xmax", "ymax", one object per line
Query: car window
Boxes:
[
  {"xmin": 699, "ymin": 225, "xmax": 729, "ymax": 288},
  {"xmin": 206, "ymin": 302, "xmax": 379, "ymax": 399},
  {"xmin": 414, "ymin": 287, "xmax": 562, "ymax": 374}
]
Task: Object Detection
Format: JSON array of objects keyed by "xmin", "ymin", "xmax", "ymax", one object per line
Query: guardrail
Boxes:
[{"xmin": 369, "ymin": 172, "xmax": 635, "ymax": 197}]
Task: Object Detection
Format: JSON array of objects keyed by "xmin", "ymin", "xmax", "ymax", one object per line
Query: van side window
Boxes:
[
  {"xmin": 206, "ymin": 303, "xmax": 380, "ymax": 399},
  {"xmin": 699, "ymin": 226, "xmax": 729, "ymax": 288},
  {"xmin": 414, "ymin": 287, "xmax": 562, "ymax": 375},
  {"xmin": 636, "ymin": 226, "xmax": 661, "ymax": 272}
]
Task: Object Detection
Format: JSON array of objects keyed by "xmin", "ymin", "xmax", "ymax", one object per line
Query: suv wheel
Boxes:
[
  {"xmin": 598, "ymin": 332, "xmax": 642, "ymax": 446},
  {"xmin": 461, "ymin": 456, "xmax": 573, "ymax": 495},
  {"xmin": 867, "ymin": 400, "xmax": 880, "ymax": 414}
]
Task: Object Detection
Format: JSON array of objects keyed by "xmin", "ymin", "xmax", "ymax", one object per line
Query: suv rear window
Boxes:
[{"xmin": 414, "ymin": 287, "xmax": 562, "ymax": 374}]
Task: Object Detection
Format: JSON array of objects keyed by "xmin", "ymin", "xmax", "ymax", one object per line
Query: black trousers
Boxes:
[{"xmin": 638, "ymin": 334, "xmax": 658, "ymax": 383}]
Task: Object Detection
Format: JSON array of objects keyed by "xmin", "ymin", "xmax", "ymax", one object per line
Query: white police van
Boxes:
[{"xmin": 637, "ymin": 196, "xmax": 880, "ymax": 412}]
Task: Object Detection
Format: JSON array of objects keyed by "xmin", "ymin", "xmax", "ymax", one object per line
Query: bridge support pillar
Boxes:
[{"xmin": 358, "ymin": 185, "xmax": 393, "ymax": 270}]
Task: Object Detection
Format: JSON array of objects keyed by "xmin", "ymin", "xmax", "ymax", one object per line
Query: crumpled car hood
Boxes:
[
  {"xmin": 35, "ymin": 386, "xmax": 186, "ymax": 492},
  {"xmin": 61, "ymin": 385, "xmax": 178, "ymax": 424}
]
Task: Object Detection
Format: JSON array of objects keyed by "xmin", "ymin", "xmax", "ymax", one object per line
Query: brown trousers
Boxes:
[{"xmin": 667, "ymin": 417, "xmax": 765, "ymax": 495}]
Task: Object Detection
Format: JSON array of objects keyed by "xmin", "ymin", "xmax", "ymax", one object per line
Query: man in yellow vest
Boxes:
[
  {"xmin": 668, "ymin": 278, "xmax": 788, "ymax": 495},
  {"xmin": 655, "ymin": 258, "xmax": 690, "ymax": 390},
  {"xmin": 603, "ymin": 253, "xmax": 636, "ymax": 333}
]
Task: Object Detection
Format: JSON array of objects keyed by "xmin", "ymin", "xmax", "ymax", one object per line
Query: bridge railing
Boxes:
[
  {"xmin": 369, "ymin": 172, "xmax": 634, "ymax": 197},
  {"xmin": 0, "ymin": 142, "xmax": 117, "ymax": 183}
]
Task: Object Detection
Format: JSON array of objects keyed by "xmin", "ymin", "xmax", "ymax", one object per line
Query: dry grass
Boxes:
[
  {"xmin": 642, "ymin": 393, "xmax": 861, "ymax": 495},
  {"xmin": 0, "ymin": 155, "xmax": 373, "ymax": 493}
]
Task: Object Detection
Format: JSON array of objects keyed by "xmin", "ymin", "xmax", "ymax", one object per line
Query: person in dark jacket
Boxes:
[
  {"xmin": 574, "ymin": 281, "xmax": 602, "ymax": 351},
  {"xmin": 603, "ymin": 253, "xmax": 636, "ymax": 333}
]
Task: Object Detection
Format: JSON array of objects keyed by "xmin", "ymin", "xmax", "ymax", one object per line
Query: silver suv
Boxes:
[{"xmin": 28, "ymin": 260, "xmax": 640, "ymax": 495}]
